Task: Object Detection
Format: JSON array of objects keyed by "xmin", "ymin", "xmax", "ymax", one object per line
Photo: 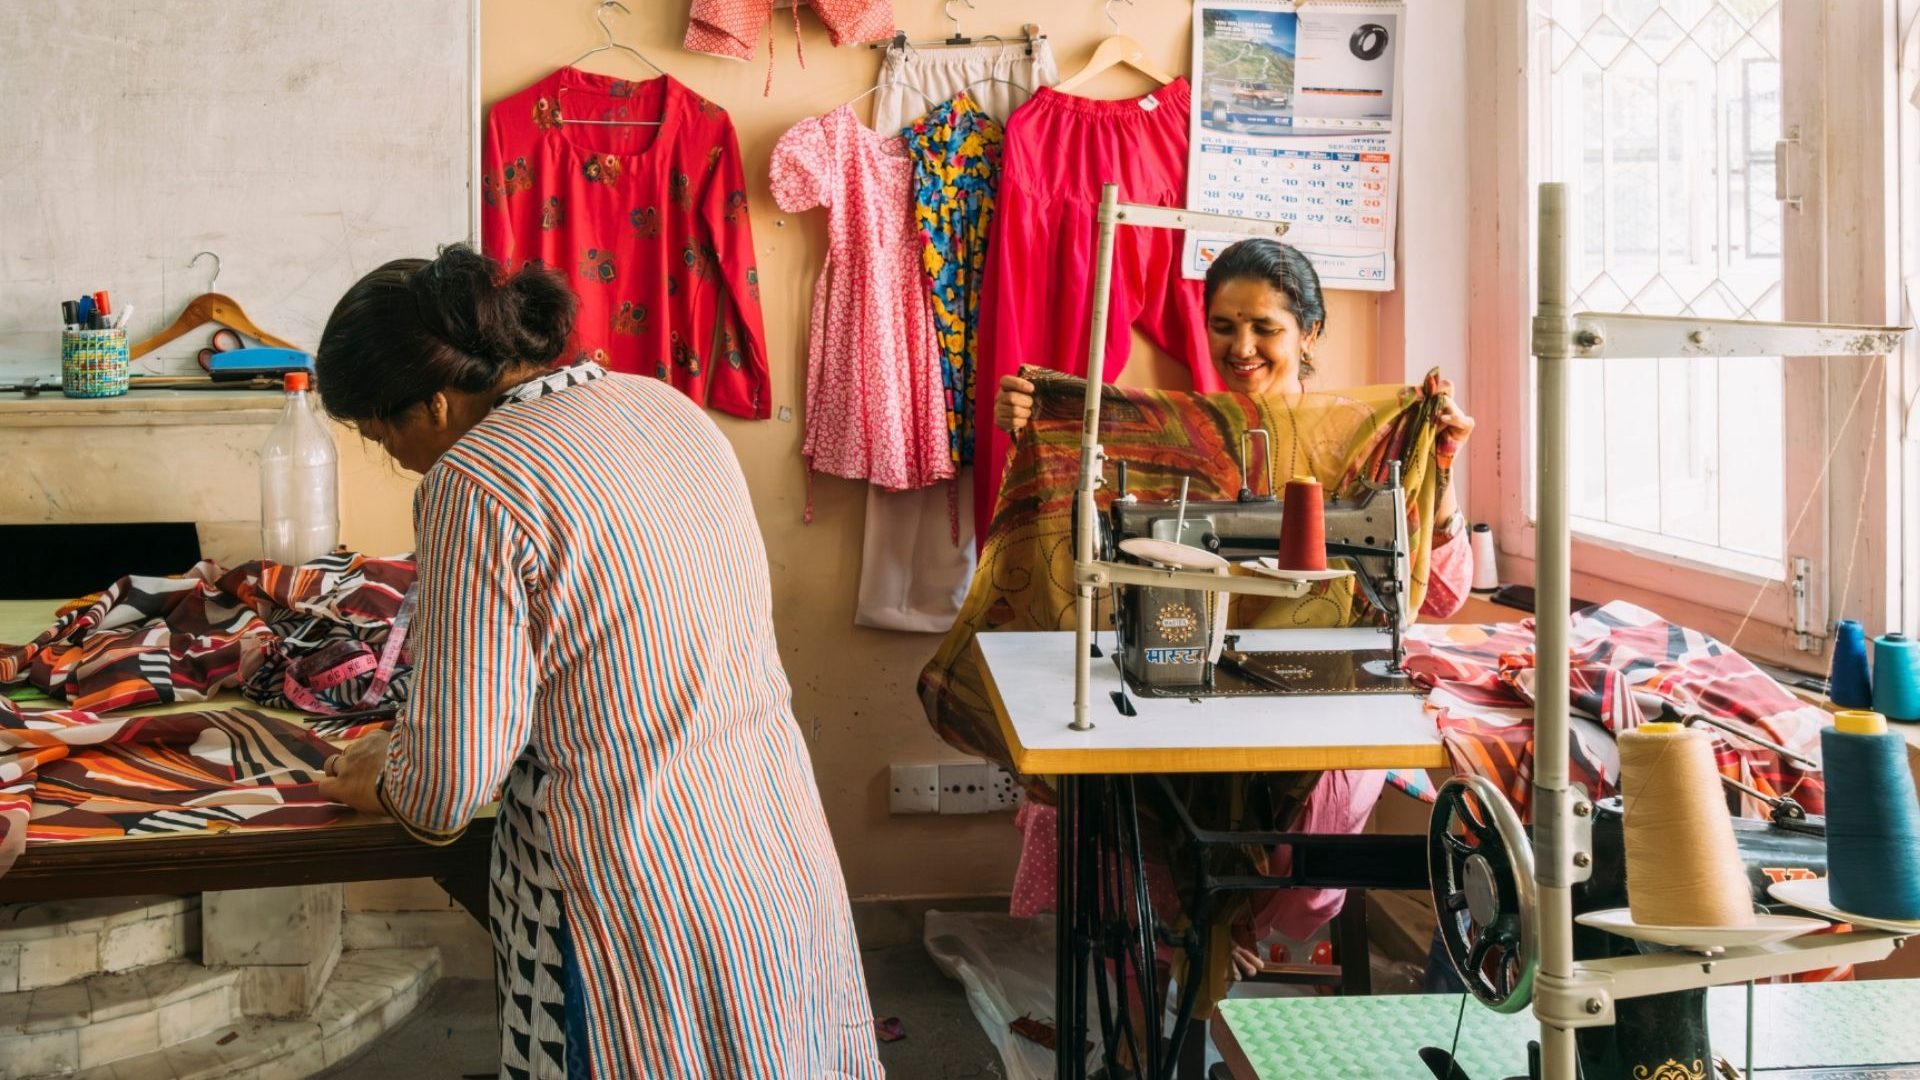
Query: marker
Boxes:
[
  {"xmin": 92, "ymin": 291, "xmax": 111, "ymax": 317},
  {"xmin": 76, "ymin": 296, "xmax": 94, "ymax": 328},
  {"xmin": 61, "ymin": 300, "xmax": 78, "ymax": 330},
  {"xmin": 113, "ymin": 304, "xmax": 134, "ymax": 330}
]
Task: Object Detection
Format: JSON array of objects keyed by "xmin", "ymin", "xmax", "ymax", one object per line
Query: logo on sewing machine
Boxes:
[
  {"xmin": 1143, "ymin": 648, "xmax": 1204, "ymax": 666},
  {"xmin": 1153, "ymin": 603, "xmax": 1198, "ymax": 644}
]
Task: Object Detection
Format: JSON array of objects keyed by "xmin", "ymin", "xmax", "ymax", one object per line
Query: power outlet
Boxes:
[
  {"xmin": 938, "ymin": 761, "xmax": 990, "ymax": 815},
  {"xmin": 985, "ymin": 764, "xmax": 1021, "ymax": 812},
  {"xmin": 888, "ymin": 764, "xmax": 939, "ymax": 814}
]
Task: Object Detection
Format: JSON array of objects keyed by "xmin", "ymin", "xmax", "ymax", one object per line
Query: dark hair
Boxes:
[
  {"xmin": 1203, "ymin": 240, "xmax": 1328, "ymax": 373},
  {"xmin": 315, "ymin": 245, "xmax": 577, "ymax": 421}
]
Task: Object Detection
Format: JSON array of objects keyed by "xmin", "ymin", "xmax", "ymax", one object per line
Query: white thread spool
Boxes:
[{"xmin": 1470, "ymin": 523, "xmax": 1499, "ymax": 592}]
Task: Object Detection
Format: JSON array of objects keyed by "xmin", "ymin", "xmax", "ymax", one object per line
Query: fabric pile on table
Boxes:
[
  {"xmin": 0, "ymin": 553, "xmax": 417, "ymax": 877},
  {"xmin": 1404, "ymin": 600, "xmax": 1828, "ymax": 818}
]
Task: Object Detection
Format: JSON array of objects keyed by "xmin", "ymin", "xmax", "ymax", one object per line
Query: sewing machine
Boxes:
[
  {"xmin": 1428, "ymin": 775, "xmax": 1856, "ymax": 1080},
  {"xmin": 1099, "ymin": 447, "xmax": 1413, "ymax": 698}
]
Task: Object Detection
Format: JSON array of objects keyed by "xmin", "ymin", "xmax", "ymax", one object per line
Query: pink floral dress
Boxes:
[{"xmin": 771, "ymin": 105, "xmax": 952, "ymax": 510}]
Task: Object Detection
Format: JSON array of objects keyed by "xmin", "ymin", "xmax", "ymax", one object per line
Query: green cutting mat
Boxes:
[{"xmin": 1217, "ymin": 981, "xmax": 1920, "ymax": 1079}]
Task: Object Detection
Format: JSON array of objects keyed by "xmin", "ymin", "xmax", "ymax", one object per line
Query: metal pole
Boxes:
[
  {"xmin": 1532, "ymin": 181, "xmax": 1579, "ymax": 1080},
  {"xmin": 1072, "ymin": 184, "xmax": 1123, "ymax": 732}
]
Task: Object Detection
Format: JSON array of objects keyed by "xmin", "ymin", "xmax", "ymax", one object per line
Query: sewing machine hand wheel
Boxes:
[{"xmin": 1429, "ymin": 775, "xmax": 1538, "ymax": 1013}]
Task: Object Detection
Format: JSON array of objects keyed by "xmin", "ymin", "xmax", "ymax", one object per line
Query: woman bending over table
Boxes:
[{"xmin": 317, "ymin": 247, "xmax": 881, "ymax": 1080}]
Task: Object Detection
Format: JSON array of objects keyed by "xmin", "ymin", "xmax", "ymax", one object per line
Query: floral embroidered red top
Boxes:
[{"xmin": 482, "ymin": 68, "xmax": 771, "ymax": 419}]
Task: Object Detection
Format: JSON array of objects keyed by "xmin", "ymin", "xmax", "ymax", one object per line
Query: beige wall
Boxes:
[{"xmin": 335, "ymin": 0, "xmax": 1380, "ymax": 900}]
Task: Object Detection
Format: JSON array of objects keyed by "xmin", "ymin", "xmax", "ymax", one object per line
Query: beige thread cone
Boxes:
[{"xmin": 1619, "ymin": 724, "xmax": 1755, "ymax": 927}]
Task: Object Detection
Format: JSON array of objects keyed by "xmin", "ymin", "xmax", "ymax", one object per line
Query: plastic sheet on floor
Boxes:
[{"xmin": 924, "ymin": 911, "xmax": 1098, "ymax": 1080}]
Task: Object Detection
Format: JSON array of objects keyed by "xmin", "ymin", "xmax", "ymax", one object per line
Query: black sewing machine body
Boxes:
[
  {"xmin": 1431, "ymin": 783, "xmax": 1833, "ymax": 1080},
  {"xmin": 1571, "ymin": 797, "xmax": 1828, "ymax": 1080},
  {"xmin": 1102, "ymin": 472, "xmax": 1411, "ymax": 696}
]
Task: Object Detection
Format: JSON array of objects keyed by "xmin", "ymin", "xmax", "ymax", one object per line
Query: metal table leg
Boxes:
[{"xmin": 1058, "ymin": 774, "xmax": 1090, "ymax": 1080}]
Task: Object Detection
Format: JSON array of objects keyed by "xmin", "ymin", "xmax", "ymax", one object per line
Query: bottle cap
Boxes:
[
  {"xmin": 283, "ymin": 371, "xmax": 310, "ymax": 392},
  {"xmin": 1835, "ymin": 710, "xmax": 1888, "ymax": 735}
]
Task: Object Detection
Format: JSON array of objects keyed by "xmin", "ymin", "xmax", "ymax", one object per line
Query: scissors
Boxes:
[{"xmin": 197, "ymin": 327, "xmax": 246, "ymax": 372}]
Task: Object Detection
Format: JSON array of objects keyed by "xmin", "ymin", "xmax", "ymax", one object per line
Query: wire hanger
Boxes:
[
  {"xmin": 868, "ymin": 7, "xmax": 1045, "ymax": 53},
  {"xmin": 1053, "ymin": 0, "xmax": 1176, "ymax": 94},
  {"xmin": 841, "ymin": 77, "xmax": 941, "ymax": 119},
  {"xmin": 131, "ymin": 252, "xmax": 299, "ymax": 361},
  {"xmin": 568, "ymin": 1, "xmax": 663, "ymax": 74},
  {"xmin": 563, "ymin": 2, "xmax": 667, "ymax": 127}
]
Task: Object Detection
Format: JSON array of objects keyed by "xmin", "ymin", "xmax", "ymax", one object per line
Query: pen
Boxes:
[{"xmin": 113, "ymin": 304, "xmax": 134, "ymax": 330}]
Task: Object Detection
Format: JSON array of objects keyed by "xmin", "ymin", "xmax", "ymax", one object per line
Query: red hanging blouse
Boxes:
[{"xmin": 482, "ymin": 68, "xmax": 771, "ymax": 419}]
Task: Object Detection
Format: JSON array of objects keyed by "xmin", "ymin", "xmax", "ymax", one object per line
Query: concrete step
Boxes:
[
  {"xmin": 0, "ymin": 959, "xmax": 240, "ymax": 1075},
  {"xmin": 0, "ymin": 896, "xmax": 198, "ymax": 993},
  {"xmin": 58, "ymin": 947, "xmax": 443, "ymax": 1080}
]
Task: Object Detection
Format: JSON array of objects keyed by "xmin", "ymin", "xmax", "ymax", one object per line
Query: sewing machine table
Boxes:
[{"xmin": 975, "ymin": 629, "xmax": 1447, "ymax": 1080}]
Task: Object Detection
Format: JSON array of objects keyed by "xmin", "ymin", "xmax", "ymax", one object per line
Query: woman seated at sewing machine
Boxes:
[
  {"xmin": 992, "ymin": 237, "xmax": 1478, "ymax": 620},
  {"xmin": 988, "ymin": 238, "xmax": 1477, "ymax": 983}
]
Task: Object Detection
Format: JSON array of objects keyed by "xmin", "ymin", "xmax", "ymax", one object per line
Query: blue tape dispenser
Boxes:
[{"xmin": 208, "ymin": 347, "xmax": 314, "ymax": 383}]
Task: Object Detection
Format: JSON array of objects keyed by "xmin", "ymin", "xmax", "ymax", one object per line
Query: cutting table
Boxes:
[
  {"xmin": 1212, "ymin": 982, "xmax": 1920, "ymax": 1079},
  {"xmin": 976, "ymin": 627, "xmax": 1448, "ymax": 1080},
  {"xmin": 0, "ymin": 599, "xmax": 490, "ymax": 919}
]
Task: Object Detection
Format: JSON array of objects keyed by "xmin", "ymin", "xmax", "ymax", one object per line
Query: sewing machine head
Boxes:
[{"xmin": 1100, "ymin": 448, "xmax": 1412, "ymax": 696}]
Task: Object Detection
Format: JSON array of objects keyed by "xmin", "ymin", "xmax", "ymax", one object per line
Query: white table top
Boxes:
[{"xmin": 973, "ymin": 628, "xmax": 1448, "ymax": 776}]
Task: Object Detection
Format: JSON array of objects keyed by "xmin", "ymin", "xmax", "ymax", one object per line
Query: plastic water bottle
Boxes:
[{"xmin": 259, "ymin": 371, "xmax": 339, "ymax": 565}]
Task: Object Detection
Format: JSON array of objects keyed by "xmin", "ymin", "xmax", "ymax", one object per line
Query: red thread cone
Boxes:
[{"xmin": 1278, "ymin": 476, "xmax": 1326, "ymax": 571}]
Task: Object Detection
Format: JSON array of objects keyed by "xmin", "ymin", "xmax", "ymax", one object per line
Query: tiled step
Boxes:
[
  {"xmin": 0, "ymin": 959, "xmax": 240, "ymax": 1075},
  {"xmin": 0, "ymin": 896, "xmax": 198, "ymax": 992},
  {"xmin": 62, "ymin": 948, "xmax": 444, "ymax": 1080}
]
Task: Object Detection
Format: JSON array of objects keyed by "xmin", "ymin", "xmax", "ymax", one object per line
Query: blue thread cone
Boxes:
[
  {"xmin": 1872, "ymin": 633, "xmax": 1920, "ymax": 723},
  {"xmin": 1829, "ymin": 619, "xmax": 1874, "ymax": 708},
  {"xmin": 1822, "ymin": 723, "xmax": 1920, "ymax": 920}
]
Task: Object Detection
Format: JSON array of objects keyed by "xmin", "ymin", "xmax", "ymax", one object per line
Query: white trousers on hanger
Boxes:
[{"xmin": 857, "ymin": 40, "xmax": 1059, "ymax": 633}]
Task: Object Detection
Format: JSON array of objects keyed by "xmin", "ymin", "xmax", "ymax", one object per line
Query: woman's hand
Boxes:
[
  {"xmin": 318, "ymin": 730, "xmax": 392, "ymax": 814},
  {"xmin": 1431, "ymin": 381, "xmax": 1476, "ymax": 455},
  {"xmin": 994, "ymin": 375, "xmax": 1037, "ymax": 436}
]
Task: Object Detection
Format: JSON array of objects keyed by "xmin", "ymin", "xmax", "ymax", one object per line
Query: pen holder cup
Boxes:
[{"xmin": 61, "ymin": 329, "xmax": 130, "ymax": 398}]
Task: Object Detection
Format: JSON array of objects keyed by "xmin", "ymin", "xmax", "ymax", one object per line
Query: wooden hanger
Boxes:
[
  {"xmin": 132, "ymin": 293, "xmax": 298, "ymax": 360},
  {"xmin": 1052, "ymin": 34, "xmax": 1177, "ymax": 94},
  {"xmin": 1053, "ymin": 1, "xmax": 1175, "ymax": 95}
]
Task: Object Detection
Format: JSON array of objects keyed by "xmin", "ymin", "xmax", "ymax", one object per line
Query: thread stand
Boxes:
[{"xmin": 1524, "ymin": 181, "xmax": 1911, "ymax": 1080}]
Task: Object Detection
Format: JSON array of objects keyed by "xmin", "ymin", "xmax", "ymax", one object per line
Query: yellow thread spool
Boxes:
[
  {"xmin": 1619, "ymin": 724, "xmax": 1755, "ymax": 927},
  {"xmin": 1834, "ymin": 709, "xmax": 1888, "ymax": 735}
]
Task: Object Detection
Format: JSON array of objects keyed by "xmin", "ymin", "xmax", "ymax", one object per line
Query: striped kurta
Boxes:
[{"xmin": 376, "ymin": 367, "xmax": 881, "ymax": 1078}]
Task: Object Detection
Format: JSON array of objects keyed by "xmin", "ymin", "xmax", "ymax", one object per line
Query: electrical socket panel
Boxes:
[
  {"xmin": 939, "ymin": 761, "xmax": 991, "ymax": 815},
  {"xmin": 984, "ymin": 764, "xmax": 1021, "ymax": 812},
  {"xmin": 888, "ymin": 764, "xmax": 939, "ymax": 814}
]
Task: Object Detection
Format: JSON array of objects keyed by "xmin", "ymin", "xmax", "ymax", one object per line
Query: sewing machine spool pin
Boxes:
[{"xmin": 1238, "ymin": 429, "xmax": 1274, "ymax": 503}]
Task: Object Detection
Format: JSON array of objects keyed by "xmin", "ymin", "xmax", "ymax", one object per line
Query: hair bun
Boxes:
[{"xmin": 408, "ymin": 245, "xmax": 576, "ymax": 374}]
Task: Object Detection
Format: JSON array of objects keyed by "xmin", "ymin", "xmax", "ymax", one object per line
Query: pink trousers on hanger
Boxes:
[{"xmin": 974, "ymin": 77, "xmax": 1214, "ymax": 548}]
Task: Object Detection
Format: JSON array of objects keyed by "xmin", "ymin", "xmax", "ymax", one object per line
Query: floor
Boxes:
[{"xmin": 314, "ymin": 942, "xmax": 1002, "ymax": 1079}]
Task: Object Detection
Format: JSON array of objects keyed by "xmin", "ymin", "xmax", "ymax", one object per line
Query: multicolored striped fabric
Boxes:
[
  {"xmin": 0, "ymin": 704, "xmax": 345, "ymax": 876},
  {"xmin": 0, "ymin": 555, "xmax": 416, "ymax": 716},
  {"xmin": 1404, "ymin": 601, "xmax": 1828, "ymax": 819},
  {"xmin": 375, "ymin": 370, "xmax": 878, "ymax": 1078}
]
